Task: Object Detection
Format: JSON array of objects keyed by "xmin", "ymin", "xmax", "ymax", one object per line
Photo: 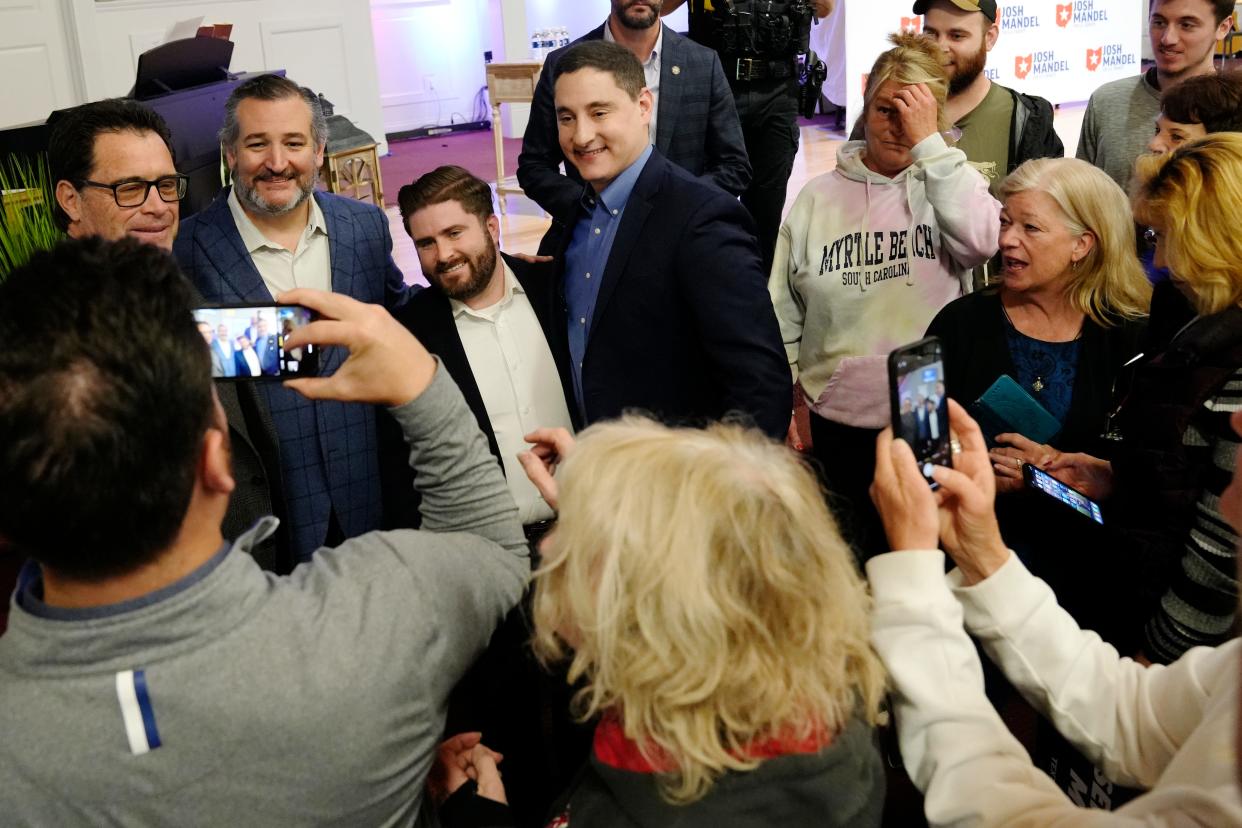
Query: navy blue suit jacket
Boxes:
[
  {"xmin": 175, "ymin": 189, "xmax": 412, "ymax": 559},
  {"xmin": 544, "ymin": 150, "xmax": 789, "ymax": 439},
  {"xmin": 518, "ymin": 22, "xmax": 751, "ymax": 222},
  {"xmin": 234, "ymin": 349, "xmax": 260, "ymax": 378}
]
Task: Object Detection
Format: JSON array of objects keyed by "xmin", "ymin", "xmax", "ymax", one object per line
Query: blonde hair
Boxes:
[
  {"xmin": 863, "ymin": 31, "xmax": 951, "ymax": 134},
  {"xmin": 999, "ymin": 157, "xmax": 1151, "ymax": 326},
  {"xmin": 532, "ymin": 418, "xmax": 886, "ymax": 805},
  {"xmin": 1133, "ymin": 133, "xmax": 1242, "ymax": 315}
]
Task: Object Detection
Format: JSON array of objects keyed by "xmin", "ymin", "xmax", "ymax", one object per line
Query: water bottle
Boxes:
[
  {"xmin": 530, "ymin": 31, "xmax": 541, "ymax": 61},
  {"xmin": 542, "ymin": 29, "xmax": 555, "ymax": 57},
  {"xmin": 558, "ymin": 27, "xmax": 570, "ymax": 48}
]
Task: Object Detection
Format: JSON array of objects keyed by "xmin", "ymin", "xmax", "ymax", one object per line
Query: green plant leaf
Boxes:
[{"xmin": 0, "ymin": 153, "xmax": 61, "ymax": 282}]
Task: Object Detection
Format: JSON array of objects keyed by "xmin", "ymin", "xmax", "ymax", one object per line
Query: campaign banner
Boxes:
[{"xmin": 815, "ymin": 1, "xmax": 1143, "ymax": 132}]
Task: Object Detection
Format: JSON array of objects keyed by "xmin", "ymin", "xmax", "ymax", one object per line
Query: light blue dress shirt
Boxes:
[{"xmin": 563, "ymin": 144, "xmax": 654, "ymax": 416}]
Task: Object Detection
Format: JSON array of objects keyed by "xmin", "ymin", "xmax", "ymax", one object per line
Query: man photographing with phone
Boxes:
[{"xmin": 0, "ymin": 238, "xmax": 528, "ymax": 824}]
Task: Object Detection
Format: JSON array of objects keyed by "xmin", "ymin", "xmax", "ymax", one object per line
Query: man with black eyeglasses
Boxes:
[
  {"xmin": 43, "ymin": 99, "xmax": 294, "ymax": 576},
  {"xmin": 49, "ymin": 99, "xmax": 186, "ymax": 251}
]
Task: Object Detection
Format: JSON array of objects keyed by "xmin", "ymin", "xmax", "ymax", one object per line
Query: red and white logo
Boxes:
[
  {"xmin": 900, "ymin": 15, "xmax": 922, "ymax": 34},
  {"xmin": 1056, "ymin": 3, "xmax": 1074, "ymax": 27},
  {"xmin": 1086, "ymin": 47, "xmax": 1102, "ymax": 71},
  {"xmin": 1014, "ymin": 54, "xmax": 1033, "ymax": 79}
]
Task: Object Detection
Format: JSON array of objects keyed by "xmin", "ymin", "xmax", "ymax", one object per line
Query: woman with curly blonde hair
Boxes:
[{"xmin": 434, "ymin": 418, "xmax": 887, "ymax": 827}]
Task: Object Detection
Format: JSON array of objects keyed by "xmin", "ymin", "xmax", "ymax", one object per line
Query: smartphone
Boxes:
[
  {"xmin": 193, "ymin": 303, "xmax": 318, "ymax": 380},
  {"xmin": 1023, "ymin": 464, "xmax": 1105, "ymax": 525},
  {"xmin": 888, "ymin": 336, "xmax": 951, "ymax": 487}
]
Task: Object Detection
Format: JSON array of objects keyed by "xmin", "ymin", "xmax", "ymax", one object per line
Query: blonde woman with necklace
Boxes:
[{"xmin": 925, "ymin": 156, "xmax": 1149, "ymax": 649}]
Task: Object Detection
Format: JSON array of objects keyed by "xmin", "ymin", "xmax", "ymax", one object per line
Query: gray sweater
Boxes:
[
  {"xmin": 0, "ymin": 364, "xmax": 529, "ymax": 826},
  {"xmin": 1075, "ymin": 69, "xmax": 1161, "ymax": 190}
]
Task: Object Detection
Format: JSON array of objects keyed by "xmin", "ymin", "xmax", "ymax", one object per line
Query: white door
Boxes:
[{"xmin": 0, "ymin": 0, "xmax": 82, "ymax": 128}]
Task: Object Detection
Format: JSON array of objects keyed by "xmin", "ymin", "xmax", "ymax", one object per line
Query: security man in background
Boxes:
[{"xmin": 663, "ymin": 0, "xmax": 835, "ymax": 270}]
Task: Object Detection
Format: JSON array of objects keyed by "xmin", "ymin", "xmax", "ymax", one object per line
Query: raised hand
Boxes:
[
  {"xmin": 278, "ymin": 288, "xmax": 435, "ymax": 408},
  {"xmin": 892, "ymin": 82, "xmax": 940, "ymax": 147},
  {"xmin": 518, "ymin": 426, "xmax": 576, "ymax": 510},
  {"xmin": 930, "ymin": 401, "xmax": 1010, "ymax": 583}
]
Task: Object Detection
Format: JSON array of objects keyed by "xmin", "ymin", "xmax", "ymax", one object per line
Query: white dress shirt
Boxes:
[
  {"xmin": 452, "ymin": 263, "xmax": 575, "ymax": 524},
  {"xmin": 228, "ymin": 188, "xmax": 332, "ymax": 297},
  {"xmin": 603, "ymin": 19, "xmax": 662, "ymax": 144},
  {"xmin": 239, "ymin": 347, "xmax": 261, "ymax": 377}
]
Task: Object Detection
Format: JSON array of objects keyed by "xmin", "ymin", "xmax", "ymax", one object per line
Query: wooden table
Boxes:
[
  {"xmin": 484, "ymin": 61, "xmax": 543, "ymax": 215},
  {"xmin": 2, "ymin": 187, "xmax": 45, "ymax": 226}
]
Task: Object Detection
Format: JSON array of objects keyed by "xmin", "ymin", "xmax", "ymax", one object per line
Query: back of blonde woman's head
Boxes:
[
  {"xmin": 1133, "ymin": 133, "xmax": 1242, "ymax": 315},
  {"xmin": 863, "ymin": 31, "xmax": 951, "ymax": 134},
  {"xmin": 532, "ymin": 417, "xmax": 886, "ymax": 805},
  {"xmin": 999, "ymin": 157, "xmax": 1151, "ymax": 325}
]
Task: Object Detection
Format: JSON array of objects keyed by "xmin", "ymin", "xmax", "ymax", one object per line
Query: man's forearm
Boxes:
[{"xmin": 388, "ymin": 361, "xmax": 526, "ymax": 554}]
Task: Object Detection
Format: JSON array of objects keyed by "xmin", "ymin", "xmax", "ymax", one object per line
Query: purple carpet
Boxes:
[
  {"xmin": 378, "ymin": 112, "xmax": 840, "ymax": 208},
  {"xmin": 380, "ymin": 129, "xmax": 522, "ymax": 207}
]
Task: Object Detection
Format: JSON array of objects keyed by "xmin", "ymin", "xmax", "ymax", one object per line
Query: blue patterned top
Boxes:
[{"xmin": 1003, "ymin": 319, "xmax": 1081, "ymax": 425}]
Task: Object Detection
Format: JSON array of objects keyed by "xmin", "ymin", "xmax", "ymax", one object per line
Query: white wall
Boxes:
[
  {"xmin": 0, "ymin": 0, "xmax": 83, "ymax": 127},
  {"xmin": 523, "ymin": 0, "xmax": 686, "ymax": 40},
  {"xmin": 368, "ymin": 0, "xmax": 689, "ymax": 138},
  {"xmin": 371, "ymin": 0, "xmax": 491, "ymax": 136},
  {"xmin": 2, "ymin": 0, "xmax": 388, "ymax": 154}
]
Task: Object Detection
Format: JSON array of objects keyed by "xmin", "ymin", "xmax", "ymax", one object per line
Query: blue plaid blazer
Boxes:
[{"xmin": 175, "ymin": 189, "xmax": 411, "ymax": 560}]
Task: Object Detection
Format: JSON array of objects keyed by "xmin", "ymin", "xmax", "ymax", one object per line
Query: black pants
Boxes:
[
  {"xmin": 808, "ymin": 413, "xmax": 888, "ymax": 565},
  {"xmin": 731, "ymin": 77, "xmax": 800, "ymax": 273}
]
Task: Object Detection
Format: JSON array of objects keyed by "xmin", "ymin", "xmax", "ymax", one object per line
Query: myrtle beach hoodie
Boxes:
[{"xmin": 769, "ymin": 132, "xmax": 1000, "ymax": 428}]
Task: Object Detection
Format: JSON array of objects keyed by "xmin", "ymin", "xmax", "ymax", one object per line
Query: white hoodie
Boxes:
[{"xmin": 769, "ymin": 133, "xmax": 1000, "ymax": 428}]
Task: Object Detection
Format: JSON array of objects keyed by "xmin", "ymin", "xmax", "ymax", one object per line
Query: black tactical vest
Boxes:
[{"xmin": 686, "ymin": 0, "xmax": 812, "ymax": 58}]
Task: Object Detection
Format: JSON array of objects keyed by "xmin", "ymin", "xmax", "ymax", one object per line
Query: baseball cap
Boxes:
[{"xmin": 911, "ymin": 0, "xmax": 998, "ymax": 21}]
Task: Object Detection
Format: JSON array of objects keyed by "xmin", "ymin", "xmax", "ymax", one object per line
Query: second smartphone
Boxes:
[{"xmin": 889, "ymin": 336, "xmax": 951, "ymax": 487}]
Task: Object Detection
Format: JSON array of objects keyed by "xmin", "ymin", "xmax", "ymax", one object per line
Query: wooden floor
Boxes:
[{"xmin": 387, "ymin": 102, "xmax": 1088, "ymax": 284}]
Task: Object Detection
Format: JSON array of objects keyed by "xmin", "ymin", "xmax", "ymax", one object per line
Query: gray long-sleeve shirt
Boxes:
[
  {"xmin": 0, "ymin": 363, "xmax": 529, "ymax": 826},
  {"xmin": 1075, "ymin": 70, "xmax": 1161, "ymax": 190}
]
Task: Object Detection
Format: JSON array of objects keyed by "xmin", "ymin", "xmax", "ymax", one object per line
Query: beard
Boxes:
[
  {"xmin": 613, "ymin": 0, "xmax": 661, "ymax": 30},
  {"xmin": 948, "ymin": 41, "xmax": 989, "ymax": 96},
  {"xmin": 232, "ymin": 165, "xmax": 318, "ymax": 217},
  {"xmin": 429, "ymin": 238, "xmax": 498, "ymax": 303}
]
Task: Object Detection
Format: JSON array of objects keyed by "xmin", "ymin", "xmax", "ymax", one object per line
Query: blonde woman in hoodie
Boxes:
[{"xmin": 770, "ymin": 32, "xmax": 1000, "ymax": 559}]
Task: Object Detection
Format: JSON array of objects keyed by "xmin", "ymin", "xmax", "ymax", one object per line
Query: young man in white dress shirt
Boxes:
[
  {"xmin": 396, "ymin": 165, "xmax": 576, "ymax": 537},
  {"xmin": 392, "ymin": 165, "xmax": 584, "ymax": 826}
]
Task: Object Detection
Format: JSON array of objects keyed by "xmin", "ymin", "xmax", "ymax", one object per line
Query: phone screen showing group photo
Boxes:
[
  {"xmin": 892, "ymin": 349, "xmax": 951, "ymax": 484},
  {"xmin": 193, "ymin": 304, "xmax": 317, "ymax": 381}
]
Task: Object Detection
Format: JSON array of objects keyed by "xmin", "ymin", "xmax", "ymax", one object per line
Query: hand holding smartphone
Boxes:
[
  {"xmin": 193, "ymin": 302, "xmax": 318, "ymax": 380},
  {"xmin": 888, "ymin": 336, "xmax": 951, "ymax": 487}
]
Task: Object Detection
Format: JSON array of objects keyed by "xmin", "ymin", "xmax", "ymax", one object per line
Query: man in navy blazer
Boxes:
[
  {"xmin": 547, "ymin": 41, "xmax": 789, "ymax": 440},
  {"xmin": 175, "ymin": 74, "xmax": 411, "ymax": 562},
  {"xmin": 518, "ymin": 0, "xmax": 750, "ymax": 227},
  {"xmin": 251, "ymin": 313, "xmax": 280, "ymax": 376}
]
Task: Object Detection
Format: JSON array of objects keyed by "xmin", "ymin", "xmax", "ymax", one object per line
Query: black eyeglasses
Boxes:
[{"xmin": 77, "ymin": 174, "xmax": 188, "ymax": 207}]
